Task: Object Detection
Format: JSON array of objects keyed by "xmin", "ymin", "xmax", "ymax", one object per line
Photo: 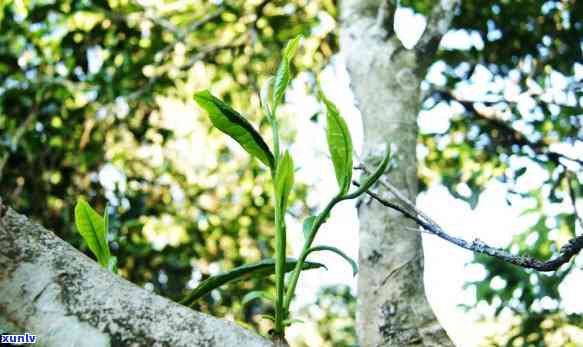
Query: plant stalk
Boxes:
[
  {"xmin": 273, "ymin": 200, "xmax": 286, "ymax": 335},
  {"xmin": 283, "ymin": 195, "xmax": 342, "ymax": 311},
  {"xmin": 271, "ymin": 109, "xmax": 285, "ymax": 335}
]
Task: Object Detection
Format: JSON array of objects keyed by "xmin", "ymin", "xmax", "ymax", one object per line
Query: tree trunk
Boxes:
[
  {"xmin": 339, "ymin": 0, "xmax": 458, "ymax": 346},
  {"xmin": 0, "ymin": 200, "xmax": 272, "ymax": 347}
]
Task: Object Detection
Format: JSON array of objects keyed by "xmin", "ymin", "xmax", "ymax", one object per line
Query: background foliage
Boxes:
[
  {"xmin": 0, "ymin": 0, "xmax": 334, "ymax": 335},
  {"xmin": 0, "ymin": 0, "xmax": 581, "ymax": 345}
]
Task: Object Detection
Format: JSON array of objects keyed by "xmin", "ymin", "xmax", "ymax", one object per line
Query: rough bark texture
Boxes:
[
  {"xmin": 0, "ymin": 200, "xmax": 273, "ymax": 347},
  {"xmin": 339, "ymin": 0, "xmax": 456, "ymax": 346}
]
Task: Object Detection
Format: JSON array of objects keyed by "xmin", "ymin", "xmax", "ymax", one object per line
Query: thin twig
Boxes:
[{"xmin": 353, "ymin": 180, "xmax": 583, "ymax": 272}]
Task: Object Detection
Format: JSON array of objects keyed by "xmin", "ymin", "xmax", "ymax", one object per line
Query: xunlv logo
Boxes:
[{"xmin": 1, "ymin": 333, "xmax": 37, "ymax": 344}]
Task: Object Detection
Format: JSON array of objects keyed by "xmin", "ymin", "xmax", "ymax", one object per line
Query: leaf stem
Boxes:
[
  {"xmin": 283, "ymin": 195, "xmax": 342, "ymax": 311},
  {"xmin": 273, "ymin": 197, "xmax": 286, "ymax": 334},
  {"xmin": 271, "ymin": 107, "xmax": 285, "ymax": 335}
]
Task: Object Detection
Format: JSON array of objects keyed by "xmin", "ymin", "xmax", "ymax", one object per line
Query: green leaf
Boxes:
[
  {"xmin": 274, "ymin": 151, "xmax": 295, "ymax": 212},
  {"xmin": 302, "ymin": 216, "xmax": 317, "ymax": 240},
  {"xmin": 103, "ymin": 204, "xmax": 110, "ymax": 239},
  {"xmin": 260, "ymin": 77, "xmax": 274, "ymax": 120},
  {"xmin": 181, "ymin": 258, "xmax": 325, "ymax": 306},
  {"xmin": 75, "ymin": 199, "xmax": 110, "ymax": 267},
  {"xmin": 307, "ymin": 245, "xmax": 358, "ymax": 276},
  {"xmin": 194, "ymin": 90, "xmax": 275, "ymax": 169},
  {"xmin": 272, "ymin": 36, "xmax": 301, "ymax": 114},
  {"xmin": 322, "ymin": 92, "xmax": 353, "ymax": 195},
  {"xmin": 107, "ymin": 256, "xmax": 118, "ymax": 273},
  {"xmin": 242, "ymin": 290, "xmax": 274, "ymax": 306}
]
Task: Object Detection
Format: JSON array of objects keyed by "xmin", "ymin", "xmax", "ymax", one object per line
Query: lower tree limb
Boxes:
[{"xmin": 0, "ymin": 200, "xmax": 272, "ymax": 347}]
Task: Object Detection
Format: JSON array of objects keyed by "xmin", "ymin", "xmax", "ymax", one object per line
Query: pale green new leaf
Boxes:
[
  {"xmin": 181, "ymin": 258, "xmax": 324, "ymax": 306},
  {"xmin": 274, "ymin": 151, "xmax": 295, "ymax": 212},
  {"xmin": 107, "ymin": 256, "xmax": 118, "ymax": 273},
  {"xmin": 260, "ymin": 77, "xmax": 274, "ymax": 120},
  {"xmin": 307, "ymin": 245, "xmax": 358, "ymax": 276},
  {"xmin": 194, "ymin": 90, "xmax": 275, "ymax": 169},
  {"xmin": 75, "ymin": 199, "xmax": 110, "ymax": 267},
  {"xmin": 322, "ymin": 93, "xmax": 353, "ymax": 195},
  {"xmin": 272, "ymin": 36, "xmax": 301, "ymax": 114}
]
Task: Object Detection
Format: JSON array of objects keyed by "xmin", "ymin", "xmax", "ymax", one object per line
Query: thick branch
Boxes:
[
  {"xmin": 353, "ymin": 178, "xmax": 583, "ymax": 272},
  {"xmin": 416, "ymin": 0, "xmax": 460, "ymax": 59},
  {"xmin": 0, "ymin": 199, "xmax": 272, "ymax": 347}
]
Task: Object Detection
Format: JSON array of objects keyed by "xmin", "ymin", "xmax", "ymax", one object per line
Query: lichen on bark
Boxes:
[
  {"xmin": 339, "ymin": 0, "xmax": 456, "ymax": 345},
  {"xmin": 0, "ymin": 205, "xmax": 273, "ymax": 347}
]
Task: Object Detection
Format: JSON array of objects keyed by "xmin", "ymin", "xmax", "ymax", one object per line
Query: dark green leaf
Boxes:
[
  {"xmin": 322, "ymin": 92, "xmax": 353, "ymax": 195},
  {"xmin": 307, "ymin": 245, "xmax": 358, "ymax": 276},
  {"xmin": 75, "ymin": 199, "xmax": 110, "ymax": 267},
  {"xmin": 194, "ymin": 90, "xmax": 275, "ymax": 169},
  {"xmin": 181, "ymin": 258, "xmax": 325, "ymax": 305}
]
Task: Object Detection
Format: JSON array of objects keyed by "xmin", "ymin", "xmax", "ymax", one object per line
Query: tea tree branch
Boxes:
[{"xmin": 354, "ymin": 180, "xmax": 583, "ymax": 272}]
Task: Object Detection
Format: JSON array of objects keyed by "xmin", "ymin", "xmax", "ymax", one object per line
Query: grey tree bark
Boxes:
[
  {"xmin": 339, "ymin": 1, "xmax": 459, "ymax": 346},
  {"xmin": 0, "ymin": 200, "xmax": 273, "ymax": 347}
]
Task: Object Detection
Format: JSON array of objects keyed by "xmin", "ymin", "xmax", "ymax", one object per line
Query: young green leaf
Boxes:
[
  {"xmin": 107, "ymin": 256, "xmax": 118, "ymax": 273},
  {"xmin": 322, "ymin": 93, "xmax": 353, "ymax": 195},
  {"xmin": 307, "ymin": 245, "xmax": 358, "ymax": 276},
  {"xmin": 181, "ymin": 258, "xmax": 325, "ymax": 306},
  {"xmin": 75, "ymin": 199, "xmax": 110, "ymax": 267},
  {"xmin": 242, "ymin": 290, "xmax": 274, "ymax": 306},
  {"xmin": 260, "ymin": 77, "xmax": 274, "ymax": 120},
  {"xmin": 274, "ymin": 151, "xmax": 295, "ymax": 212},
  {"xmin": 194, "ymin": 90, "xmax": 275, "ymax": 169},
  {"xmin": 272, "ymin": 36, "xmax": 301, "ymax": 114},
  {"xmin": 302, "ymin": 216, "xmax": 317, "ymax": 240}
]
